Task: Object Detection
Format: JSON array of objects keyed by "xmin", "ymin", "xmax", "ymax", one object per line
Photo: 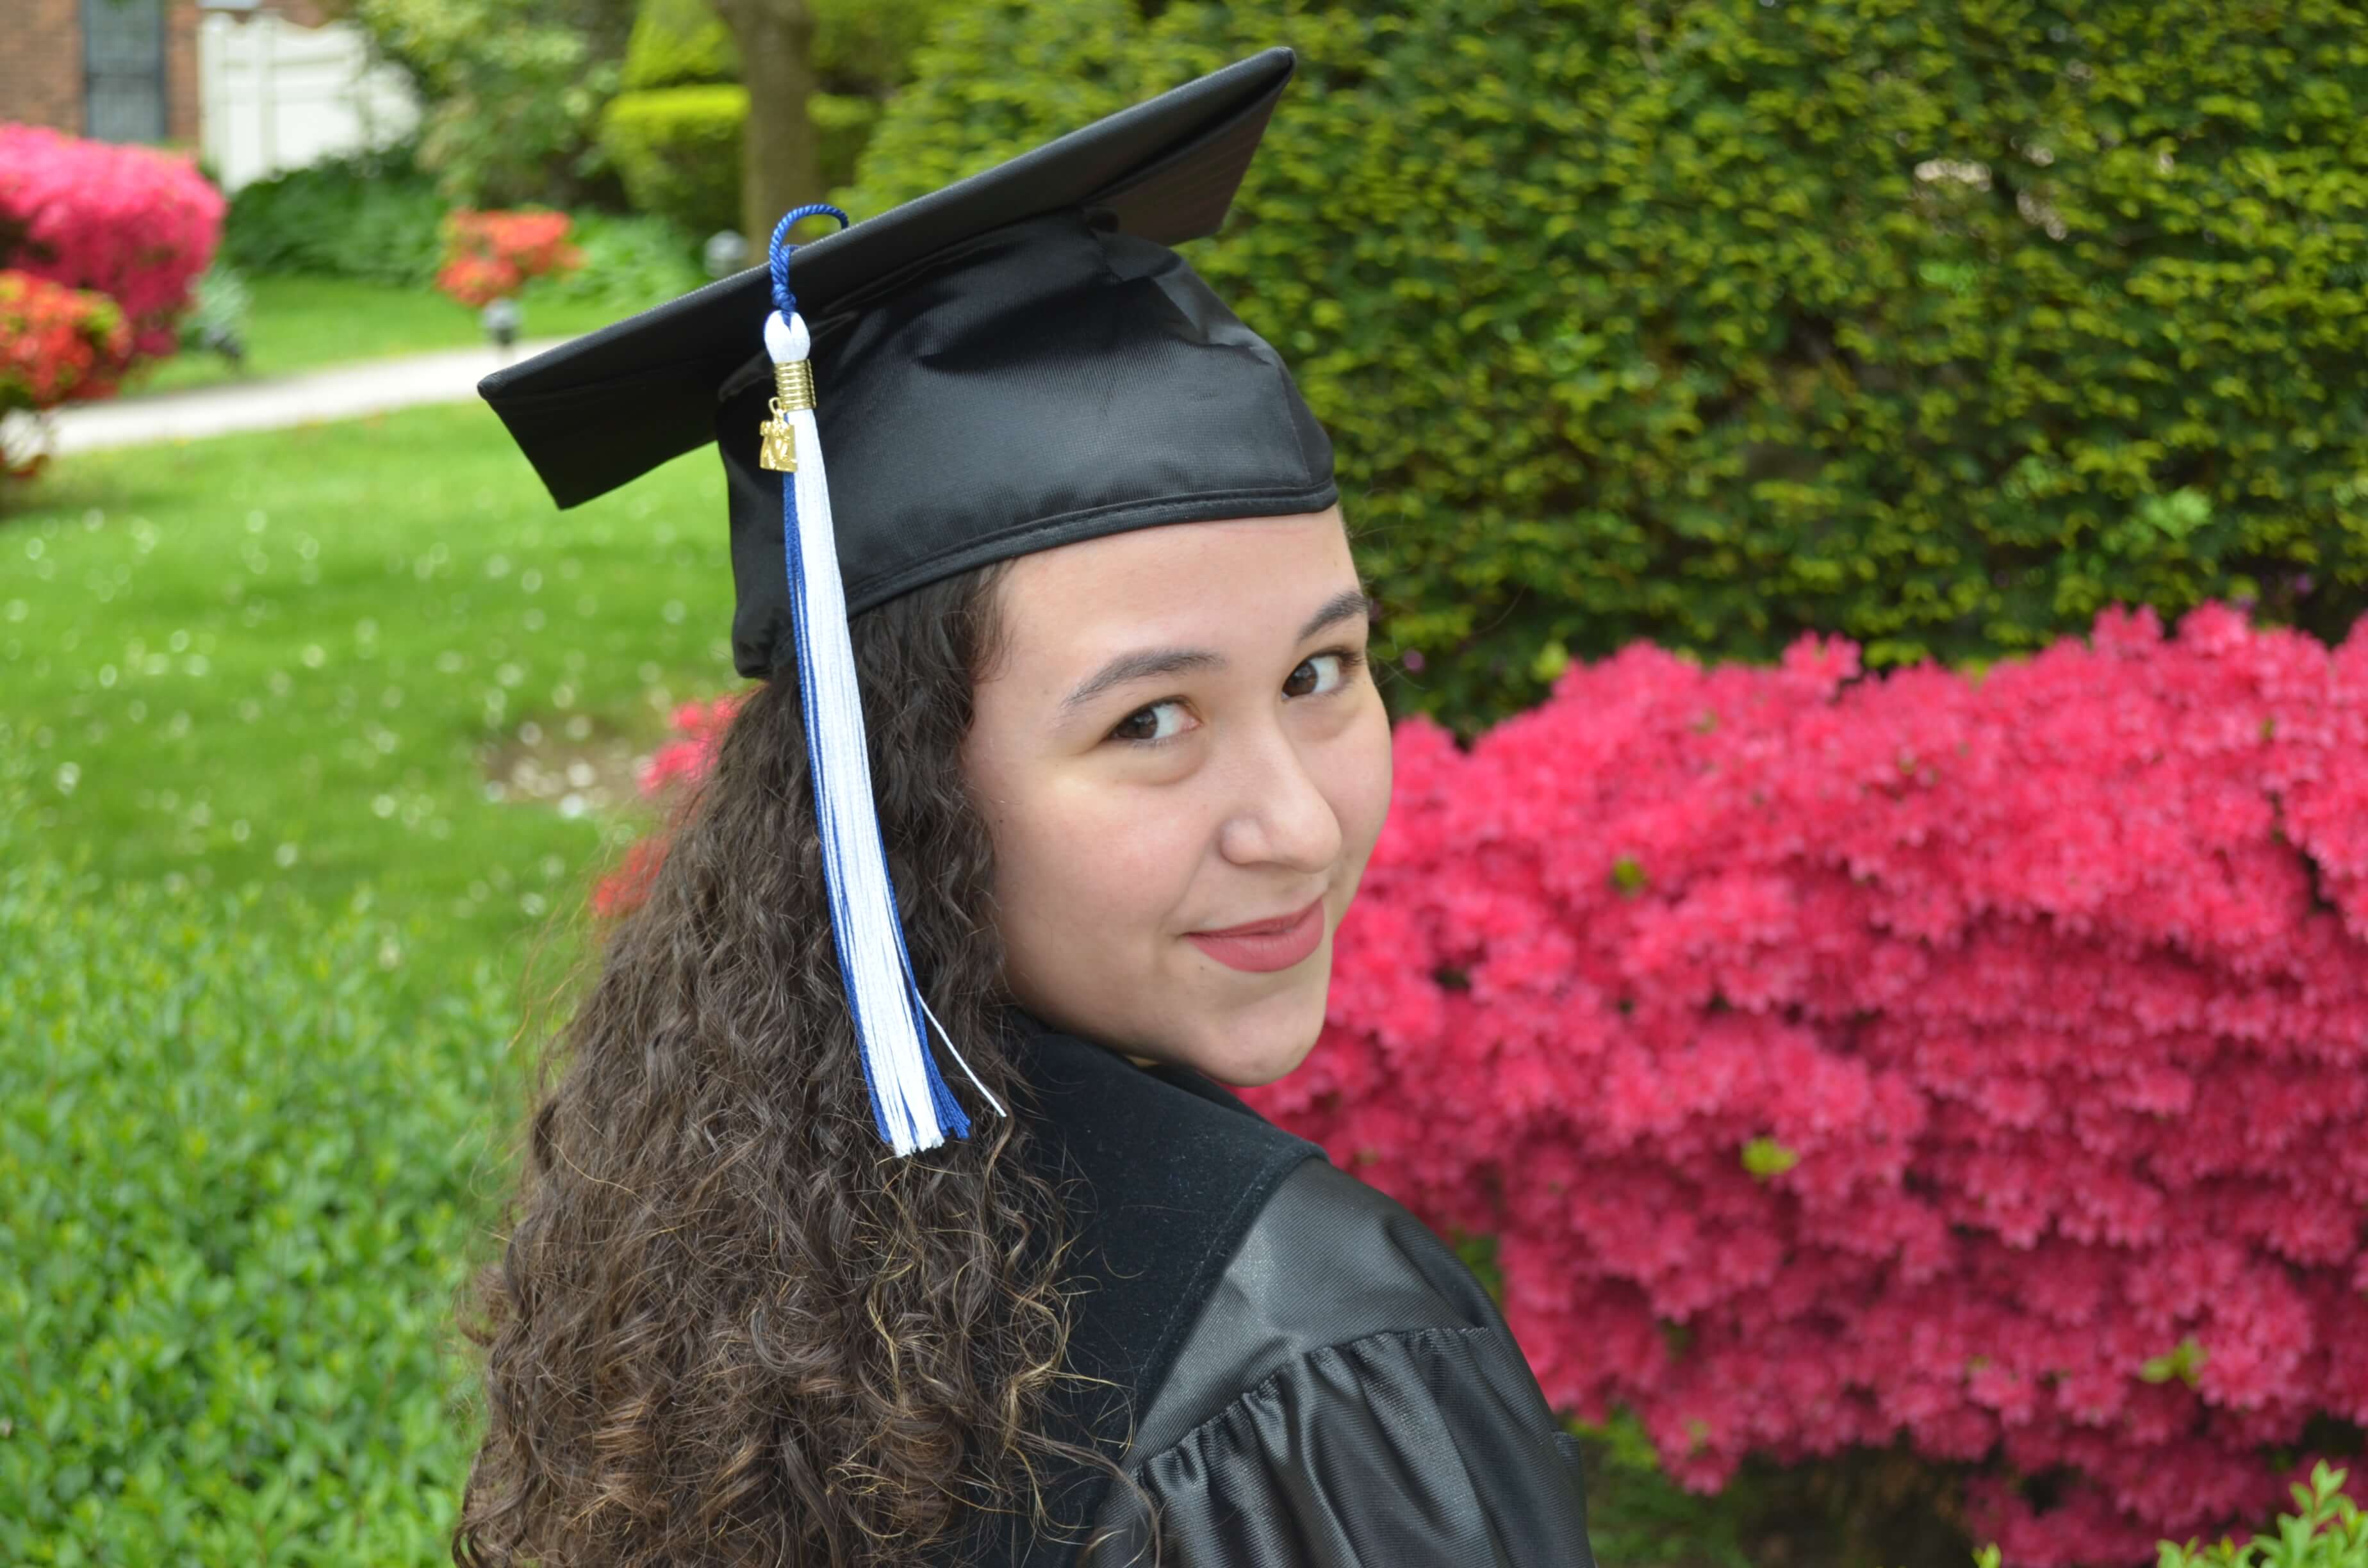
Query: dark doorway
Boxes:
[{"xmin": 82, "ymin": 0, "xmax": 169, "ymax": 143}]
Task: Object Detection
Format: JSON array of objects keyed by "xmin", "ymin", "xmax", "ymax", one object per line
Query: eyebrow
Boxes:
[{"xmin": 1057, "ymin": 586, "xmax": 1372, "ymax": 718}]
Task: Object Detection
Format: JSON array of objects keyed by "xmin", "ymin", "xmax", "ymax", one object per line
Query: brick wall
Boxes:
[
  {"xmin": 165, "ymin": 1, "xmax": 198, "ymax": 145},
  {"xmin": 0, "ymin": 0, "xmax": 205, "ymax": 147},
  {"xmin": 0, "ymin": 0, "xmax": 86, "ymax": 135}
]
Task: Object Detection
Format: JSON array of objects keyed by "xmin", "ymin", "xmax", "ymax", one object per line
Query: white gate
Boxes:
[{"xmin": 197, "ymin": 13, "xmax": 419, "ymax": 192}]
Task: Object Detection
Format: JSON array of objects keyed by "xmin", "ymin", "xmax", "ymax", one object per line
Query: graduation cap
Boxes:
[{"xmin": 477, "ymin": 46, "xmax": 1337, "ymax": 1159}]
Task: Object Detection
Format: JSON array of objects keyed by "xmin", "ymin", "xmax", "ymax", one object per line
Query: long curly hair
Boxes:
[{"xmin": 450, "ymin": 557, "xmax": 1159, "ymax": 1567}]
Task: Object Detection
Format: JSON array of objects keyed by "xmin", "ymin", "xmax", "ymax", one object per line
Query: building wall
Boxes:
[
  {"xmin": 0, "ymin": 0, "xmax": 87, "ymax": 135},
  {"xmin": 166, "ymin": 1, "xmax": 200, "ymax": 145},
  {"xmin": 0, "ymin": 0, "xmax": 204, "ymax": 147}
]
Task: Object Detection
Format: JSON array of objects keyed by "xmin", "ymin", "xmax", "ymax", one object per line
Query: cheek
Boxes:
[
  {"xmin": 1328, "ymin": 700, "xmax": 1396, "ymax": 873},
  {"xmin": 991, "ymin": 773, "xmax": 1197, "ymax": 947}
]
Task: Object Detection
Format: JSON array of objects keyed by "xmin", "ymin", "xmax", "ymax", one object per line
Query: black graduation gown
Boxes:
[{"xmin": 966, "ymin": 1013, "xmax": 1599, "ymax": 1567}]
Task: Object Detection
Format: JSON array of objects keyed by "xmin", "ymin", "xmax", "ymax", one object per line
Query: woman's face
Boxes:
[{"xmin": 963, "ymin": 505, "xmax": 1393, "ymax": 1086}]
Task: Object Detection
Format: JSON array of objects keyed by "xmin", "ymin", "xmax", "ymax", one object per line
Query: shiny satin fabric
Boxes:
[{"xmin": 1083, "ymin": 1158, "xmax": 1599, "ymax": 1567}]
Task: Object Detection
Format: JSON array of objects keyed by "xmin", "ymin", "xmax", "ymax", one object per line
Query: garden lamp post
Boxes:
[
  {"xmin": 704, "ymin": 230, "xmax": 750, "ymax": 281},
  {"xmin": 482, "ymin": 296, "xmax": 522, "ymax": 359}
]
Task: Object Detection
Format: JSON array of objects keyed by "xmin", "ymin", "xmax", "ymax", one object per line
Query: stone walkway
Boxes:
[{"xmin": 47, "ymin": 338, "xmax": 571, "ymax": 455}]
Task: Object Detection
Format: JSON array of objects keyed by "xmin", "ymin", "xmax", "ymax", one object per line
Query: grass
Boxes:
[
  {"xmin": 122, "ymin": 275, "xmax": 637, "ymax": 397},
  {"xmin": 2, "ymin": 822, "xmax": 511, "ymax": 1563},
  {"xmin": 0, "ymin": 388, "xmax": 743, "ymax": 1562},
  {"xmin": 2, "ymin": 398, "xmax": 740, "ymax": 988}
]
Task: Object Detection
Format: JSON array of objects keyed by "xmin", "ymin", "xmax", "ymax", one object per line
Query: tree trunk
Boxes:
[{"xmin": 708, "ymin": 0, "xmax": 823, "ymax": 256}]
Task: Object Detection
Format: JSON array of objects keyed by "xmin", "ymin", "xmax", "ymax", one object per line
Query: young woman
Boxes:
[{"xmin": 456, "ymin": 47, "xmax": 1598, "ymax": 1568}]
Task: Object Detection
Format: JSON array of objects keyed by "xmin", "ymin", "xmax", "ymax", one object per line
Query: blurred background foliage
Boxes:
[
  {"xmin": 318, "ymin": 0, "xmax": 947, "ymax": 215},
  {"xmin": 841, "ymin": 0, "xmax": 2368, "ymax": 730},
  {"xmin": 254, "ymin": 0, "xmax": 2368, "ymax": 735},
  {"xmin": 340, "ymin": 0, "xmax": 639, "ymax": 208},
  {"xmin": 594, "ymin": 0, "xmax": 944, "ymax": 235}
]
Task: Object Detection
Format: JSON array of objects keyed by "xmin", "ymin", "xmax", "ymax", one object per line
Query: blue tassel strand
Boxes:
[{"xmin": 766, "ymin": 205, "xmax": 1007, "ymax": 1155}]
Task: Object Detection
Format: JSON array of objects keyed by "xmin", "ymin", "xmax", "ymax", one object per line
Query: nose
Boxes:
[{"xmin": 1213, "ymin": 714, "xmax": 1343, "ymax": 874}]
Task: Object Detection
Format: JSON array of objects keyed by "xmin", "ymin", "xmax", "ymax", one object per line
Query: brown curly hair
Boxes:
[{"xmin": 450, "ymin": 557, "xmax": 1160, "ymax": 1567}]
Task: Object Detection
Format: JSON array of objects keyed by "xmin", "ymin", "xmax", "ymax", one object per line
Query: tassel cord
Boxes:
[{"xmin": 768, "ymin": 206, "xmax": 1008, "ymax": 1154}]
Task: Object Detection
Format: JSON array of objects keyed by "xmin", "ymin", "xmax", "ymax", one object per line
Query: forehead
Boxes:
[{"xmin": 991, "ymin": 507, "xmax": 1353, "ymax": 661}]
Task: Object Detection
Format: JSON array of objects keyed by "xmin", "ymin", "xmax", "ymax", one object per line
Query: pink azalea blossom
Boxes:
[{"xmin": 0, "ymin": 124, "xmax": 221, "ymax": 363}]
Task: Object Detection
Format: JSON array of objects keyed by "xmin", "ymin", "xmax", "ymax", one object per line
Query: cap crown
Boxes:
[{"xmin": 717, "ymin": 208, "xmax": 1333, "ymax": 674}]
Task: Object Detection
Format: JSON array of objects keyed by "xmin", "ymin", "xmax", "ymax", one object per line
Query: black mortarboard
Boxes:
[
  {"xmin": 477, "ymin": 44, "xmax": 1335, "ymax": 680},
  {"xmin": 475, "ymin": 47, "xmax": 1336, "ymax": 1160}
]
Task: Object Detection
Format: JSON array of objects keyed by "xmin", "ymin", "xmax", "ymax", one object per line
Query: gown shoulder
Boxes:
[{"xmin": 1081, "ymin": 1157, "xmax": 1599, "ymax": 1567}]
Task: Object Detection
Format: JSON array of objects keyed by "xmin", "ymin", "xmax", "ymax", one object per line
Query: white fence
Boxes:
[{"xmin": 197, "ymin": 13, "xmax": 418, "ymax": 192}]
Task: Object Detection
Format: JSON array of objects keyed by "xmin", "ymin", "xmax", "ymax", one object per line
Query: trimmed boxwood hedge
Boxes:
[
  {"xmin": 0, "ymin": 783, "xmax": 517, "ymax": 1563},
  {"xmin": 839, "ymin": 0, "xmax": 2368, "ymax": 727},
  {"xmin": 620, "ymin": 0, "xmax": 741, "ymax": 92},
  {"xmin": 600, "ymin": 82, "xmax": 751, "ymax": 239}
]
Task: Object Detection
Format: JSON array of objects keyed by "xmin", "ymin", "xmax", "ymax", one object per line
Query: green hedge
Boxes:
[
  {"xmin": 224, "ymin": 135, "xmax": 705, "ymax": 305},
  {"xmin": 841, "ymin": 0, "xmax": 2368, "ymax": 728},
  {"xmin": 620, "ymin": 0, "xmax": 738, "ymax": 90},
  {"xmin": 0, "ymin": 791, "xmax": 516, "ymax": 1562},
  {"xmin": 618, "ymin": 0, "xmax": 942, "ymax": 95},
  {"xmin": 599, "ymin": 83, "xmax": 748, "ymax": 240},
  {"xmin": 221, "ymin": 142, "xmax": 446, "ymax": 287},
  {"xmin": 522, "ymin": 208, "xmax": 708, "ymax": 311},
  {"xmin": 599, "ymin": 84, "xmax": 888, "ymax": 240}
]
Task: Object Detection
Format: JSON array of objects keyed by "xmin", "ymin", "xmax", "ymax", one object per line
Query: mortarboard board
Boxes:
[{"xmin": 477, "ymin": 45, "xmax": 1336, "ymax": 1159}]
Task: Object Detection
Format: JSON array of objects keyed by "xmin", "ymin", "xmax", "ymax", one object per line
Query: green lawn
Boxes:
[
  {"xmin": 3, "ymin": 399, "xmax": 739, "ymax": 986},
  {"xmin": 123, "ymin": 275, "xmax": 639, "ymax": 397}
]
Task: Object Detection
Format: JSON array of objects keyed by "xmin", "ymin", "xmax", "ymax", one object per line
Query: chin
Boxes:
[{"xmin": 1188, "ymin": 970, "xmax": 1332, "ymax": 1088}]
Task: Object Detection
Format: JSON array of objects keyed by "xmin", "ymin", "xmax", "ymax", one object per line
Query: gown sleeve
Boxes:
[{"xmin": 1082, "ymin": 1159, "xmax": 1599, "ymax": 1567}]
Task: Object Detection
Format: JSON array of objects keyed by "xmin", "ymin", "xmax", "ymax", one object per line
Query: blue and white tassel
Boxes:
[{"xmin": 761, "ymin": 204, "xmax": 1006, "ymax": 1156}]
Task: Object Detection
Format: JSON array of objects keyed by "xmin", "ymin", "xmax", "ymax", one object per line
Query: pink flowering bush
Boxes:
[
  {"xmin": 0, "ymin": 124, "xmax": 222, "ymax": 364},
  {"xmin": 1240, "ymin": 600, "xmax": 2368, "ymax": 1567},
  {"xmin": 599, "ymin": 603, "xmax": 2368, "ymax": 1565}
]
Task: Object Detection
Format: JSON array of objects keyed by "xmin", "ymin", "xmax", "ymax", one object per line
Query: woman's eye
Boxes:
[
  {"xmin": 1110, "ymin": 648, "xmax": 1365, "ymax": 747},
  {"xmin": 1110, "ymin": 699, "xmax": 1191, "ymax": 745},
  {"xmin": 1283, "ymin": 649, "xmax": 1360, "ymax": 699}
]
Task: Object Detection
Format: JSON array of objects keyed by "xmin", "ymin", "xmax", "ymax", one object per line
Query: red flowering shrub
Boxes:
[
  {"xmin": 1240, "ymin": 600, "xmax": 2368, "ymax": 1568},
  {"xmin": 0, "ymin": 124, "xmax": 222, "ymax": 363},
  {"xmin": 0, "ymin": 269, "xmax": 130, "ymax": 479},
  {"xmin": 1, "ymin": 270, "xmax": 129, "ymax": 409},
  {"xmin": 433, "ymin": 209, "xmax": 583, "ymax": 309},
  {"xmin": 590, "ymin": 692, "xmax": 746, "ymax": 917},
  {"xmin": 598, "ymin": 604, "xmax": 2368, "ymax": 1566}
]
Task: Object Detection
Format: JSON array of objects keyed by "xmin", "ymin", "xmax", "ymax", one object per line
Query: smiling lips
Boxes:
[{"xmin": 1185, "ymin": 897, "xmax": 1328, "ymax": 973}]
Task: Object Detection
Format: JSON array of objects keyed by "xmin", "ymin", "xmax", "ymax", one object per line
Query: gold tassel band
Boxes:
[
  {"xmin": 759, "ymin": 361, "xmax": 816, "ymax": 472},
  {"xmin": 775, "ymin": 359, "xmax": 816, "ymax": 412}
]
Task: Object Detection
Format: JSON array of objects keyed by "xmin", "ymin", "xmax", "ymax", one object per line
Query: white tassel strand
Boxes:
[{"xmin": 766, "ymin": 306, "xmax": 1006, "ymax": 1154}]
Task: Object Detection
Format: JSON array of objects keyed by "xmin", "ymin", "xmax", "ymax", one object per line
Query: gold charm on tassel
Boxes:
[
  {"xmin": 758, "ymin": 407, "xmax": 797, "ymax": 471},
  {"xmin": 757, "ymin": 357, "xmax": 817, "ymax": 474}
]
